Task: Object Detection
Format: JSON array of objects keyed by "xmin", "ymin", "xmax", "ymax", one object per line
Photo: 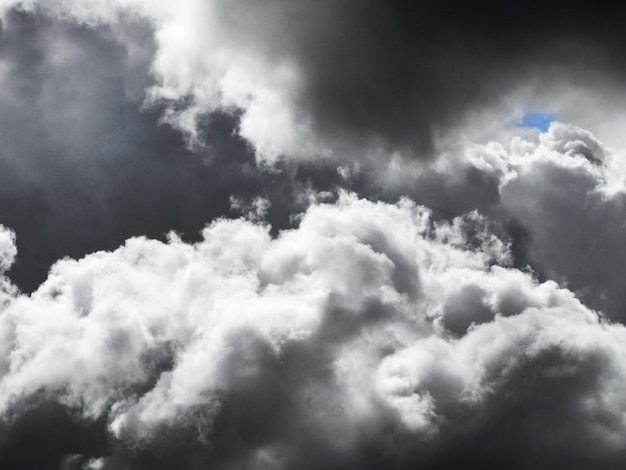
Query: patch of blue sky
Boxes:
[{"xmin": 519, "ymin": 112, "xmax": 553, "ymax": 132}]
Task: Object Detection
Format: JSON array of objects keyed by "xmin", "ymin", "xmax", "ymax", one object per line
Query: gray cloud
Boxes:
[
  {"xmin": 0, "ymin": 196, "xmax": 625, "ymax": 469},
  {"xmin": 0, "ymin": 8, "xmax": 506, "ymax": 295},
  {"xmin": 4, "ymin": 1, "xmax": 626, "ymax": 163},
  {"xmin": 458, "ymin": 122, "xmax": 626, "ymax": 322},
  {"xmin": 0, "ymin": 10, "xmax": 346, "ymax": 292},
  {"xmin": 2, "ymin": 2, "xmax": 626, "ymax": 469}
]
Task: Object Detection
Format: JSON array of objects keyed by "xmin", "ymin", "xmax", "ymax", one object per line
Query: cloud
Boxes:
[
  {"xmin": 2, "ymin": 3, "xmax": 626, "ymax": 301},
  {"xmin": 1, "ymin": 195, "xmax": 626, "ymax": 468},
  {"xmin": 457, "ymin": 122, "xmax": 626, "ymax": 323},
  {"xmin": 0, "ymin": 10, "xmax": 347, "ymax": 292},
  {"xmin": 2, "ymin": 3, "xmax": 626, "ymax": 469},
  {"xmin": 3, "ymin": 1, "xmax": 626, "ymax": 163}
]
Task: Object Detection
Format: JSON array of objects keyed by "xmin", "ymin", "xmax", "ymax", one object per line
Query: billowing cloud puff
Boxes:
[
  {"xmin": 464, "ymin": 122, "xmax": 626, "ymax": 322},
  {"xmin": 1, "ymin": 194, "xmax": 626, "ymax": 468}
]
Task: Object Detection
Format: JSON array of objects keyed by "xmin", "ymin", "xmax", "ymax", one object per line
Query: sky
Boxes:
[{"xmin": 2, "ymin": 1, "xmax": 626, "ymax": 469}]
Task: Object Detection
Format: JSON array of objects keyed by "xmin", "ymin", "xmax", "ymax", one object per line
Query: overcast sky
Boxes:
[{"xmin": 2, "ymin": 2, "xmax": 626, "ymax": 469}]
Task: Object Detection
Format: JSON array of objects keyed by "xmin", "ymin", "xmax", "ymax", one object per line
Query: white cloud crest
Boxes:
[{"xmin": 0, "ymin": 193, "xmax": 625, "ymax": 466}]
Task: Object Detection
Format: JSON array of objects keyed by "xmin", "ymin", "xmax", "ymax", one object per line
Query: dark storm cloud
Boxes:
[
  {"xmin": 7, "ymin": 0, "xmax": 626, "ymax": 162},
  {"xmin": 0, "ymin": 10, "xmax": 348, "ymax": 292},
  {"xmin": 405, "ymin": 346, "xmax": 626, "ymax": 470},
  {"xmin": 161, "ymin": 0, "xmax": 626, "ymax": 159},
  {"xmin": 0, "ymin": 8, "xmax": 508, "ymax": 293},
  {"xmin": 0, "ymin": 398, "xmax": 108, "ymax": 470},
  {"xmin": 184, "ymin": 0, "xmax": 626, "ymax": 159},
  {"xmin": 0, "ymin": 10, "xmax": 229, "ymax": 289}
]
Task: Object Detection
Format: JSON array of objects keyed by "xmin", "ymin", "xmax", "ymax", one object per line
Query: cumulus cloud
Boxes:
[
  {"xmin": 457, "ymin": 121, "xmax": 626, "ymax": 322},
  {"xmin": 1, "ymin": 195, "xmax": 626, "ymax": 469},
  {"xmin": 3, "ymin": 2, "xmax": 626, "ymax": 469}
]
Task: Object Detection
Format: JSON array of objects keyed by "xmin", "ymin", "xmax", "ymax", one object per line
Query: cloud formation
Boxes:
[
  {"xmin": 0, "ymin": 10, "xmax": 347, "ymax": 292},
  {"xmin": 4, "ymin": 0, "xmax": 626, "ymax": 162},
  {"xmin": 1, "ymin": 195, "xmax": 626, "ymax": 469},
  {"xmin": 2, "ymin": 2, "xmax": 626, "ymax": 469},
  {"xmin": 459, "ymin": 121, "xmax": 626, "ymax": 322}
]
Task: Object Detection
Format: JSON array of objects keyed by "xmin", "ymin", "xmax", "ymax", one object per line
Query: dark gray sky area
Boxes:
[{"xmin": 2, "ymin": 2, "xmax": 626, "ymax": 470}]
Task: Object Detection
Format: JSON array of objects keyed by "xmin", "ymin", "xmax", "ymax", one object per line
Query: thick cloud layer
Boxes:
[
  {"xmin": 2, "ymin": 2, "xmax": 626, "ymax": 469},
  {"xmin": 3, "ymin": 1, "xmax": 626, "ymax": 162},
  {"xmin": 1, "ymin": 195, "xmax": 626, "ymax": 469}
]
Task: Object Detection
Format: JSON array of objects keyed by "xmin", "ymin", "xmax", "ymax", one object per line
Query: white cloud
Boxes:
[{"xmin": 0, "ymin": 192, "xmax": 626, "ymax": 466}]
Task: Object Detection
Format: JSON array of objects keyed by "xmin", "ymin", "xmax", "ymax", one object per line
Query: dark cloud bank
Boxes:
[{"xmin": 1, "ymin": 2, "xmax": 626, "ymax": 470}]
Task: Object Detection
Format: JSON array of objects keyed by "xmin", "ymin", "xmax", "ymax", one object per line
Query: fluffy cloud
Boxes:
[
  {"xmin": 462, "ymin": 122, "xmax": 626, "ymax": 322},
  {"xmin": 1, "ymin": 194, "xmax": 626, "ymax": 468}
]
